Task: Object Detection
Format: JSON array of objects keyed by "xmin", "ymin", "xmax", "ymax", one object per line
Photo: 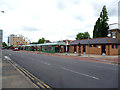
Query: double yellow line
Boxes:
[{"xmin": 7, "ymin": 59, "xmax": 52, "ymax": 89}]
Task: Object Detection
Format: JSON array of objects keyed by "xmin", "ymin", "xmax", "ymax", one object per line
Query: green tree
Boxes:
[
  {"xmin": 93, "ymin": 5, "xmax": 109, "ymax": 38},
  {"xmin": 93, "ymin": 18, "xmax": 102, "ymax": 38},
  {"xmin": 76, "ymin": 32, "xmax": 90, "ymax": 40},
  {"xmin": 30, "ymin": 42, "xmax": 38, "ymax": 44},
  {"xmin": 10, "ymin": 45, "xmax": 13, "ymax": 47},
  {"xmin": 84, "ymin": 32, "xmax": 90, "ymax": 39},
  {"xmin": 38, "ymin": 37, "xmax": 45, "ymax": 44},
  {"xmin": 2, "ymin": 42, "xmax": 7, "ymax": 47}
]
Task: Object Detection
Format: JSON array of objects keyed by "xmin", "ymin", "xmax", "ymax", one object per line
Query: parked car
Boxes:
[
  {"xmin": 13, "ymin": 48, "xmax": 19, "ymax": 51},
  {"xmin": 2, "ymin": 47, "xmax": 5, "ymax": 50}
]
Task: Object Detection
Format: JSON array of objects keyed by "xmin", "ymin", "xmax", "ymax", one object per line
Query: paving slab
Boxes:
[{"xmin": 2, "ymin": 58, "xmax": 38, "ymax": 88}]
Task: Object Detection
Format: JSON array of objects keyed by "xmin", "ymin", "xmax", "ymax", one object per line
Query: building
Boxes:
[
  {"xmin": 0, "ymin": 30, "xmax": 3, "ymax": 58},
  {"xmin": 62, "ymin": 40, "xmax": 74, "ymax": 52},
  {"xmin": 109, "ymin": 29, "xmax": 120, "ymax": 40},
  {"xmin": 8, "ymin": 34, "xmax": 29, "ymax": 46},
  {"xmin": 69, "ymin": 28, "xmax": 120, "ymax": 55},
  {"xmin": 108, "ymin": 23, "xmax": 120, "ymax": 40},
  {"xmin": 19, "ymin": 41, "xmax": 66, "ymax": 53},
  {"xmin": 69, "ymin": 37, "xmax": 120, "ymax": 55},
  {"xmin": 0, "ymin": 30, "xmax": 3, "ymax": 44},
  {"xmin": 44, "ymin": 40, "xmax": 51, "ymax": 43}
]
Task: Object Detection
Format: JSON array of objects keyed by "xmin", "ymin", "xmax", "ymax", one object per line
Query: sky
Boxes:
[{"xmin": 0, "ymin": 0, "xmax": 119, "ymax": 43}]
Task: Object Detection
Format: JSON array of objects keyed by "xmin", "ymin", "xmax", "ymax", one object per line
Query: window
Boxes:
[
  {"xmin": 115, "ymin": 45, "xmax": 118, "ymax": 49},
  {"xmin": 112, "ymin": 45, "xmax": 114, "ymax": 49},
  {"xmin": 112, "ymin": 32, "xmax": 116, "ymax": 36},
  {"xmin": 93, "ymin": 45, "xmax": 97, "ymax": 47},
  {"xmin": 89, "ymin": 45, "xmax": 92, "ymax": 47},
  {"xmin": 112, "ymin": 32, "xmax": 116, "ymax": 38}
]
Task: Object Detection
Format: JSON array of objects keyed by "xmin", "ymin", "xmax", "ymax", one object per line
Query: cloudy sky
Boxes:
[{"xmin": 0, "ymin": 0, "xmax": 119, "ymax": 43}]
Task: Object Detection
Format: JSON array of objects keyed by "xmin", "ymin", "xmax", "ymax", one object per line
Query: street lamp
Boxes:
[
  {"xmin": 66, "ymin": 39, "xmax": 68, "ymax": 53},
  {"xmin": 0, "ymin": 10, "xmax": 4, "ymax": 48},
  {"xmin": 0, "ymin": 11, "xmax": 4, "ymax": 90}
]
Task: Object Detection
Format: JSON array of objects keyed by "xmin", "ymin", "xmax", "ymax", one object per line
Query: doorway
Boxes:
[
  {"xmin": 102, "ymin": 45, "xmax": 106, "ymax": 55},
  {"xmin": 83, "ymin": 45, "xmax": 86, "ymax": 54},
  {"xmin": 74, "ymin": 45, "xmax": 76, "ymax": 53}
]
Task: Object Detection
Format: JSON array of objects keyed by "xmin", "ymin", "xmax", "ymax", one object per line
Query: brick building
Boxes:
[
  {"xmin": 69, "ymin": 29, "xmax": 120, "ymax": 55},
  {"xmin": 109, "ymin": 29, "xmax": 120, "ymax": 40}
]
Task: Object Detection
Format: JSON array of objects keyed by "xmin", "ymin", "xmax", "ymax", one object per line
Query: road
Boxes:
[{"xmin": 2, "ymin": 50, "xmax": 118, "ymax": 88}]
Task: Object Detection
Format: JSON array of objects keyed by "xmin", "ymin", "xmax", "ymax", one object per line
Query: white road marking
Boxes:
[
  {"xmin": 62, "ymin": 67, "xmax": 99, "ymax": 80},
  {"xmin": 40, "ymin": 61, "xmax": 51, "ymax": 66},
  {"xmin": 4, "ymin": 56, "xmax": 11, "ymax": 61},
  {"xmin": 44, "ymin": 62, "xmax": 51, "ymax": 65}
]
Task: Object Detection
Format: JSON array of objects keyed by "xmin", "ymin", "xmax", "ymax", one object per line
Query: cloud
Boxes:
[
  {"xmin": 67, "ymin": 34, "xmax": 76, "ymax": 38},
  {"xmin": 118, "ymin": 1, "xmax": 120, "ymax": 26},
  {"xmin": 71, "ymin": 0, "xmax": 81, "ymax": 5},
  {"xmin": 74, "ymin": 15, "xmax": 85, "ymax": 21},
  {"xmin": 108, "ymin": 8, "xmax": 117, "ymax": 17},
  {"xmin": 107, "ymin": 1, "xmax": 118, "ymax": 17},
  {"xmin": 0, "ymin": 0, "xmax": 19, "ymax": 11},
  {"xmin": 91, "ymin": 3, "xmax": 103, "ymax": 17},
  {"xmin": 22, "ymin": 26, "xmax": 40, "ymax": 31},
  {"xmin": 0, "ymin": 0, "xmax": 118, "ymax": 43},
  {"xmin": 90, "ymin": 0, "xmax": 118, "ymax": 18},
  {"xmin": 57, "ymin": 0, "xmax": 66, "ymax": 10}
]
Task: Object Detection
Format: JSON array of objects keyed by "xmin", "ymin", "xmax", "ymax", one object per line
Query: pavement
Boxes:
[
  {"xmin": 2, "ymin": 55, "xmax": 38, "ymax": 88},
  {"xmin": 0, "ymin": 58, "xmax": 2, "ymax": 90},
  {"xmin": 2, "ymin": 50, "xmax": 118, "ymax": 88},
  {"xmin": 55, "ymin": 53, "xmax": 119, "ymax": 64}
]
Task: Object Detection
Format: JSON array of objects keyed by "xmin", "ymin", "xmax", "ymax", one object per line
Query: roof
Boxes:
[
  {"xmin": 69, "ymin": 37, "xmax": 120, "ymax": 45},
  {"xmin": 20, "ymin": 42, "xmax": 66, "ymax": 47},
  {"xmin": 109, "ymin": 29, "xmax": 120, "ymax": 33},
  {"xmin": 109, "ymin": 23, "xmax": 120, "ymax": 30},
  {"xmin": 37, "ymin": 42, "xmax": 66, "ymax": 46}
]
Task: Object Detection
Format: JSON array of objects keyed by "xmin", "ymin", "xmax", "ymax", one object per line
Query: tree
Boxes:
[
  {"xmin": 2, "ymin": 42, "xmax": 7, "ymax": 47},
  {"xmin": 84, "ymin": 32, "xmax": 90, "ymax": 39},
  {"xmin": 38, "ymin": 37, "xmax": 45, "ymax": 44},
  {"xmin": 93, "ymin": 5, "xmax": 109, "ymax": 38},
  {"xmin": 10, "ymin": 45, "xmax": 13, "ymax": 47},
  {"xmin": 76, "ymin": 32, "xmax": 90, "ymax": 40},
  {"xmin": 30, "ymin": 37, "xmax": 45, "ymax": 44},
  {"xmin": 30, "ymin": 42, "xmax": 38, "ymax": 44}
]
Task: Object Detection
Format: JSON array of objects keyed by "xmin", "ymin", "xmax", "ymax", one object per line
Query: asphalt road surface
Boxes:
[{"xmin": 2, "ymin": 50, "xmax": 118, "ymax": 88}]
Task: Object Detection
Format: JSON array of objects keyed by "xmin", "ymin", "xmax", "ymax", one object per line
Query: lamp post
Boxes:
[
  {"xmin": 66, "ymin": 39, "xmax": 68, "ymax": 53},
  {"xmin": 0, "ymin": 10, "xmax": 4, "ymax": 50},
  {"xmin": 0, "ymin": 10, "xmax": 4, "ymax": 90}
]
